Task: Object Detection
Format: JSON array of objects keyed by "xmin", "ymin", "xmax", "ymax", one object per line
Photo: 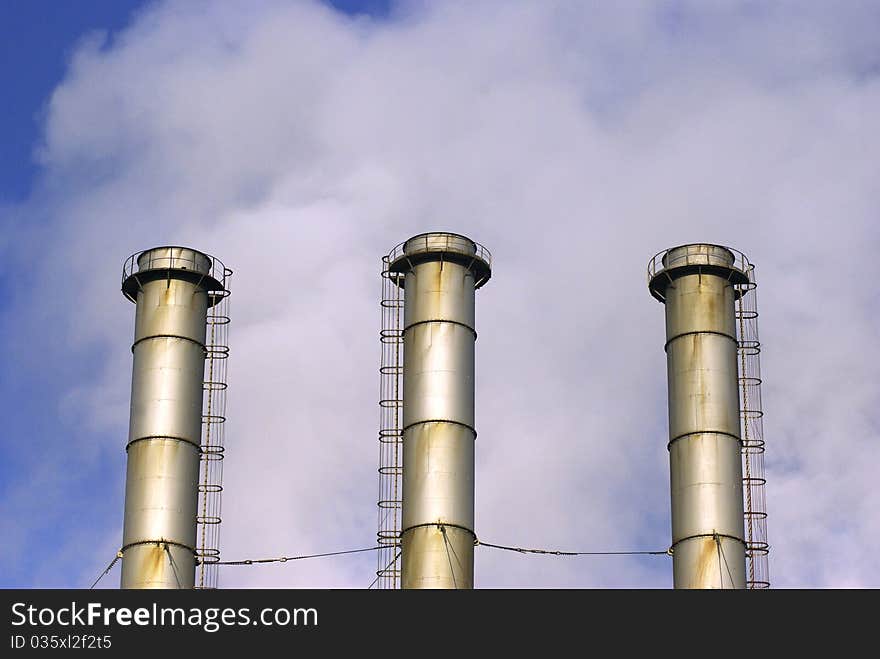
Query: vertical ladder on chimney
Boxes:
[
  {"xmin": 375, "ymin": 255, "xmax": 404, "ymax": 589},
  {"xmin": 735, "ymin": 264, "xmax": 770, "ymax": 589},
  {"xmin": 196, "ymin": 270, "xmax": 232, "ymax": 589}
]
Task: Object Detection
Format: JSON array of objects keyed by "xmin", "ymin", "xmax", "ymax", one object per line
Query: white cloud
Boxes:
[{"xmin": 4, "ymin": 0, "xmax": 879, "ymax": 587}]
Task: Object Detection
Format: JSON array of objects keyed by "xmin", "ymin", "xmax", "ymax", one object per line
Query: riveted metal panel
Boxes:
[
  {"xmin": 666, "ymin": 334, "xmax": 741, "ymax": 440},
  {"xmin": 664, "ymin": 273, "xmax": 737, "ymax": 340},
  {"xmin": 401, "ymin": 525, "xmax": 474, "ymax": 589},
  {"xmin": 122, "ymin": 439, "xmax": 201, "ymax": 546},
  {"xmin": 670, "ymin": 432, "xmax": 745, "ymax": 541},
  {"xmin": 121, "ymin": 543, "xmax": 195, "ymax": 590},
  {"xmin": 402, "ymin": 422, "xmax": 475, "ymax": 531},
  {"xmin": 402, "ymin": 323, "xmax": 475, "ymax": 429},
  {"xmin": 133, "ymin": 278, "xmax": 210, "ymax": 345},
  {"xmin": 128, "ymin": 340, "xmax": 206, "ymax": 444},
  {"xmin": 403, "ymin": 261, "xmax": 476, "ymax": 329},
  {"xmin": 672, "ymin": 535, "xmax": 746, "ymax": 590}
]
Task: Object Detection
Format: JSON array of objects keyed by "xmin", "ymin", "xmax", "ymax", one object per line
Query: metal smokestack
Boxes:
[
  {"xmin": 648, "ymin": 244, "xmax": 748, "ymax": 589},
  {"xmin": 386, "ymin": 232, "xmax": 491, "ymax": 589},
  {"xmin": 120, "ymin": 246, "xmax": 229, "ymax": 589}
]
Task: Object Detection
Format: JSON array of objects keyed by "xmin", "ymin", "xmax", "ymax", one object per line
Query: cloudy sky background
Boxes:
[{"xmin": 2, "ymin": 0, "xmax": 878, "ymax": 588}]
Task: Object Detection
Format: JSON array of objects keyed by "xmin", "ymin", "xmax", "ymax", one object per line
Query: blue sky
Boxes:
[
  {"xmin": 0, "ymin": 0, "xmax": 391, "ymax": 589},
  {"xmin": 2, "ymin": 1, "xmax": 143, "ymax": 202},
  {"xmin": 2, "ymin": 0, "xmax": 879, "ymax": 590},
  {"xmin": 0, "ymin": 0, "xmax": 389, "ymax": 202}
]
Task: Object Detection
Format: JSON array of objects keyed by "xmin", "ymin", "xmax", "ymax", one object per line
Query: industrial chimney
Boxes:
[
  {"xmin": 120, "ymin": 247, "xmax": 230, "ymax": 589},
  {"xmin": 648, "ymin": 243, "xmax": 756, "ymax": 589},
  {"xmin": 376, "ymin": 232, "xmax": 492, "ymax": 589}
]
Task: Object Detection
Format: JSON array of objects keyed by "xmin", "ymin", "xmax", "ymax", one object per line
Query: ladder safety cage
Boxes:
[
  {"xmin": 734, "ymin": 262, "xmax": 770, "ymax": 589},
  {"xmin": 196, "ymin": 265, "xmax": 233, "ymax": 590},
  {"xmin": 375, "ymin": 254, "xmax": 404, "ymax": 589}
]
